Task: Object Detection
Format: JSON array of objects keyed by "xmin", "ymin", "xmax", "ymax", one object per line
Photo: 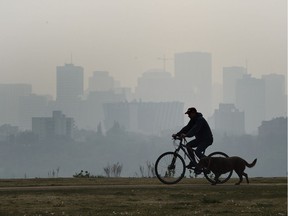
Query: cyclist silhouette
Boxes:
[{"xmin": 172, "ymin": 107, "xmax": 213, "ymax": 174}]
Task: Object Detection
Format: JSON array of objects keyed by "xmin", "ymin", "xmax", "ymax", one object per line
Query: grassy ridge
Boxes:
[{"xmin": 0, "ymin": 177, "xmax": 286, "ymax": 216}]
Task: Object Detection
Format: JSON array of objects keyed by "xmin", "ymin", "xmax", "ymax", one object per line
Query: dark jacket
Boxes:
[{"xmin": 177, "ymin": 113, "xmax": 213, "ymax": 142}]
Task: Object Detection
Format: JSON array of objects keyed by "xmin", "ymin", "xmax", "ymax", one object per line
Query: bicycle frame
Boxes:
[{"xmin": 173, "ymin": 138, "xmax": 201, "ymax": 167}]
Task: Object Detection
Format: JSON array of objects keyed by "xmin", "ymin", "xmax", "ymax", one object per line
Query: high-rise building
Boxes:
[
  {"xmin": 88, "ymin": 71, "xmax": 115, "ymax": 92},
  {"xmin": 262, "ymin": 74, "xmax": 287, "ymax": 120},
  {"xmin": 79, "ymin": 90, "xmax": 126, "ymax": 130},
  {"xmin": 0, "ymin": 84, "xmax": 32, "ymax": 126},
  {"xmin": 174, "ymin": 52, "xmax": 212, "ymax": 115},
  {"xmin": 18, "ymin": 94, "xmax": 51, "ymax": 130},
  {"xmin": 135, "ymin": 69, "xmax": 175, "ymax": 102},
  {"xmin": 236, "ymin": 74, "xmax": 265, "ymax": 134},
  {"xmin": 214, "ymin": 103, "xmax": 245, "ymax": 136},
  {"xmin": 103, "ymin": 101, "xmax": 184, "ymax": 135},
  {"xmin": 222, "ymin": 66, "xmax": 247, "ymax": 104},
  {"xmin": 56, "ymin": 63, "xmax": 84, "ymax": 102},
  {"xmin": 32, "ymin": 111, "xmax": 74, "ymax": 140},
  {"xmin": 257, "ymin": 117, "xmax": 287, "ymax": 177}
]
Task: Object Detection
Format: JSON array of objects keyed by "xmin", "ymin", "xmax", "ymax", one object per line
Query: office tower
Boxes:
[
  {"xmin": 18, "ymin": 94, "xmax": 51, "ymax": 130},
  {"xmin": 214, "ymin": 103, "xmax": 245, "ymax": 136},
  {"xmin": 212, "ymin": 82, "xmax": 223, "ymax": 110},
  {"xmin": 262, "ymin": 74, "xmax": 287, "ymax": 120},
  {"xmin": 79, "ymin": 90, "xmax": 126, "ymax": 130},
  {"xmin": 222, "ymin": 66, "xmax": 247, "ymax": 103},
  {"xmin": 236, "ymin": 74, "xmax": 265, "ymax": 134},
  {"xmin": 135, "ymin": 69, "xmax": 175, "ymax": 102},
  {"xmin": 56, "ymin": 63, "xmax": 84, "ymax": 102},
  {"xmin": 0, "ymin": 84, "xmax": 32, "ymax": 126},
  {"xmin": 174, "ymin": 52, "xmax": 212, "ymax": 115},
  {"xmin": 88, "ymin": 71, "xmax": 115, "ymax": 92},
  {"xmin": 137, "ymin": 101, "xmax": 184, "ymax": 134},
  {"xmin": 258, "ymin": 117, "xmax": 287, "ymax": 176},
  {"xmin": 32, "ymin": 111, "xmax": 74, "ymax": 140},
  {"xmin": 103, "ymin": 101, "xmax": 184, "ymax": 135}
]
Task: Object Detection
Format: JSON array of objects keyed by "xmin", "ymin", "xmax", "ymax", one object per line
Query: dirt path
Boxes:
[{"xmin": 0, "ymin": 182, "xmax": 285, "ymax": 191}]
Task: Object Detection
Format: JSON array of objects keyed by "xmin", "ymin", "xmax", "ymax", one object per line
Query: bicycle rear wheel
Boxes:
[
  {"xmin": 203, "ymin": 151, "xmax": 233, "ymax": 184},
  {"xmin": 155, "ymin": 151, "xmax": 186, "ymax": 184}
]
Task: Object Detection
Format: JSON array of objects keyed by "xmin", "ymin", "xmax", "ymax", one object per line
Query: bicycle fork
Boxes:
[{"xmin": 168, "ymin": 150, "xmax": 180, "ymax": 170}]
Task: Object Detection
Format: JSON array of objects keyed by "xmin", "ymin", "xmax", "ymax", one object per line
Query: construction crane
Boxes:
[{"xmin": 158, "ymin": 55, "xmax": 173, "ymax": 72}]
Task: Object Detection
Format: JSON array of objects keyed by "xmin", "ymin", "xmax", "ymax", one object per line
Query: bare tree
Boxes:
[
  {"xmin": 139, "ymin": 165, "xmax": 145, "ymax": 177},
  {"xmin": 56, "ymin": 167, "xmax": 60, "ymax": 177},
  {"xmin": 146, "ymin": 161, "xmax": 155, "ymax": 177},
  {"xmin": 138, "ymin": 161, "xmax": 155, "ymax": 178},
  {"xmin": 103, "ymin": 162, "xmax": 123, "ymax": 177},
  {"xmin": 103, "ymin": 165, "xmax": 111, "ymax": 177}
]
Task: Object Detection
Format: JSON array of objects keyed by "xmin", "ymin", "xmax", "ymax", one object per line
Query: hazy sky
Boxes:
[{"xmin": 0, "ymin": 0, "xmax": 286, "ymax": 97}]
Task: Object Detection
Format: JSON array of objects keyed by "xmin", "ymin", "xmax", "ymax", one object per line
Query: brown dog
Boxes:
[{"xmin": 198, "ymin": 156, "xmax": 257, "ymax": 185}]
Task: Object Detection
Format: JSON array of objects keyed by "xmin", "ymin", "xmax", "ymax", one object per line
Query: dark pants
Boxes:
[{"xmin": 187, "ymin": 139, "xmax": 212, "ymax": 165}]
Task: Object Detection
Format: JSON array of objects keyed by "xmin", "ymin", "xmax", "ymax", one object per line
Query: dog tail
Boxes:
[{"xmin": 246, "ymin": 158, "xmax": 257, "ymax": 168}]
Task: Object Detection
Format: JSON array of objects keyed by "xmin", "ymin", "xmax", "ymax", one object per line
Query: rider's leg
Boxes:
[
  {"xmin": 186, "ymin": 139, "xmax": 199, "ymax": 167},
  {"xmin": 195, "ymin": 140, "xmax": 213, "ymax": 159},
  {"xmin": 194, "ymin": 140, "xmax": 213, "ymax": 174}
]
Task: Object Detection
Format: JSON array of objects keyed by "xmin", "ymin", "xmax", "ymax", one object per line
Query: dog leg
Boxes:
[
  {"xmin": 243, "ymin": 172, "xmax": 249, "ymax": 184},
  {"xmin": 235, "ymin": 172, "xmax": 243, "ymax": 185},
  {"xmin": 212, "ymin": 173, "xmax": 221, "ymax": 185}
]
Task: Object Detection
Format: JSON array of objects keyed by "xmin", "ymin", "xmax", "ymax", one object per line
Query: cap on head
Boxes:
[{"xmin": 185, "ymin": 107, "xmax": 197, "ymax": 114}]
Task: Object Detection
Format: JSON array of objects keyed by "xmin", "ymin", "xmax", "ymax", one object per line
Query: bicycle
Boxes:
[{"xmin": 155, "ymin": 136, "xmax": 233, "ymax": 184}]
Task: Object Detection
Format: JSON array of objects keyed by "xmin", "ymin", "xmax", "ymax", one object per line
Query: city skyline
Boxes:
[
  {"xmin": 0, "ymin": 62, "xmax": 286, "ymax": 135},
  {"xmin": 0, "ymin": 58, "xmax": 286, "ymax": 100},
  {"xmin": 0, "ymin": 0, "xmax": 286, "ymax": 97}
]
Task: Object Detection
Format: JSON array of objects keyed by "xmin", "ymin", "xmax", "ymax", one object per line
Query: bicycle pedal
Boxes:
[{"xmin": 185, "ymin": 165, "xmax": 195, "ymax": 169}]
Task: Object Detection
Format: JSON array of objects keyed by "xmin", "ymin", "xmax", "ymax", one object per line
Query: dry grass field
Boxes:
[{"xmin": 0, "ymin": 177, "xmax": 286, "ymax": 216}]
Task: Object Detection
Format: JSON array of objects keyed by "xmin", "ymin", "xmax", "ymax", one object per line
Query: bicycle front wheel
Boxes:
[
  {"xmin": 155, "ymin": 151, "xmax": 186, "ymax": 184},
  {"xmin": 203, "ymin": 151, "xmax": 233, "ymax": 184}
]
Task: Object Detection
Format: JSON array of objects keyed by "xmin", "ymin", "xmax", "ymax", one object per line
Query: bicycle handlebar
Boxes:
[{"xmin": 172, "ymin": 135, "xmax": 187, "ymax": 143}]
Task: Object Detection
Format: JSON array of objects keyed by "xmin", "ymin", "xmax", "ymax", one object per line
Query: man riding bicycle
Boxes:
[{"xmin": 172, "ymin": 107, "xmax": 213, "ymax": 174}]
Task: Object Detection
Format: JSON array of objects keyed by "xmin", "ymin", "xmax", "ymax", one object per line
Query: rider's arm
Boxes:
[{"xmin": 175, "ymin": 120, "xmax": 193, "ymax": 136}]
